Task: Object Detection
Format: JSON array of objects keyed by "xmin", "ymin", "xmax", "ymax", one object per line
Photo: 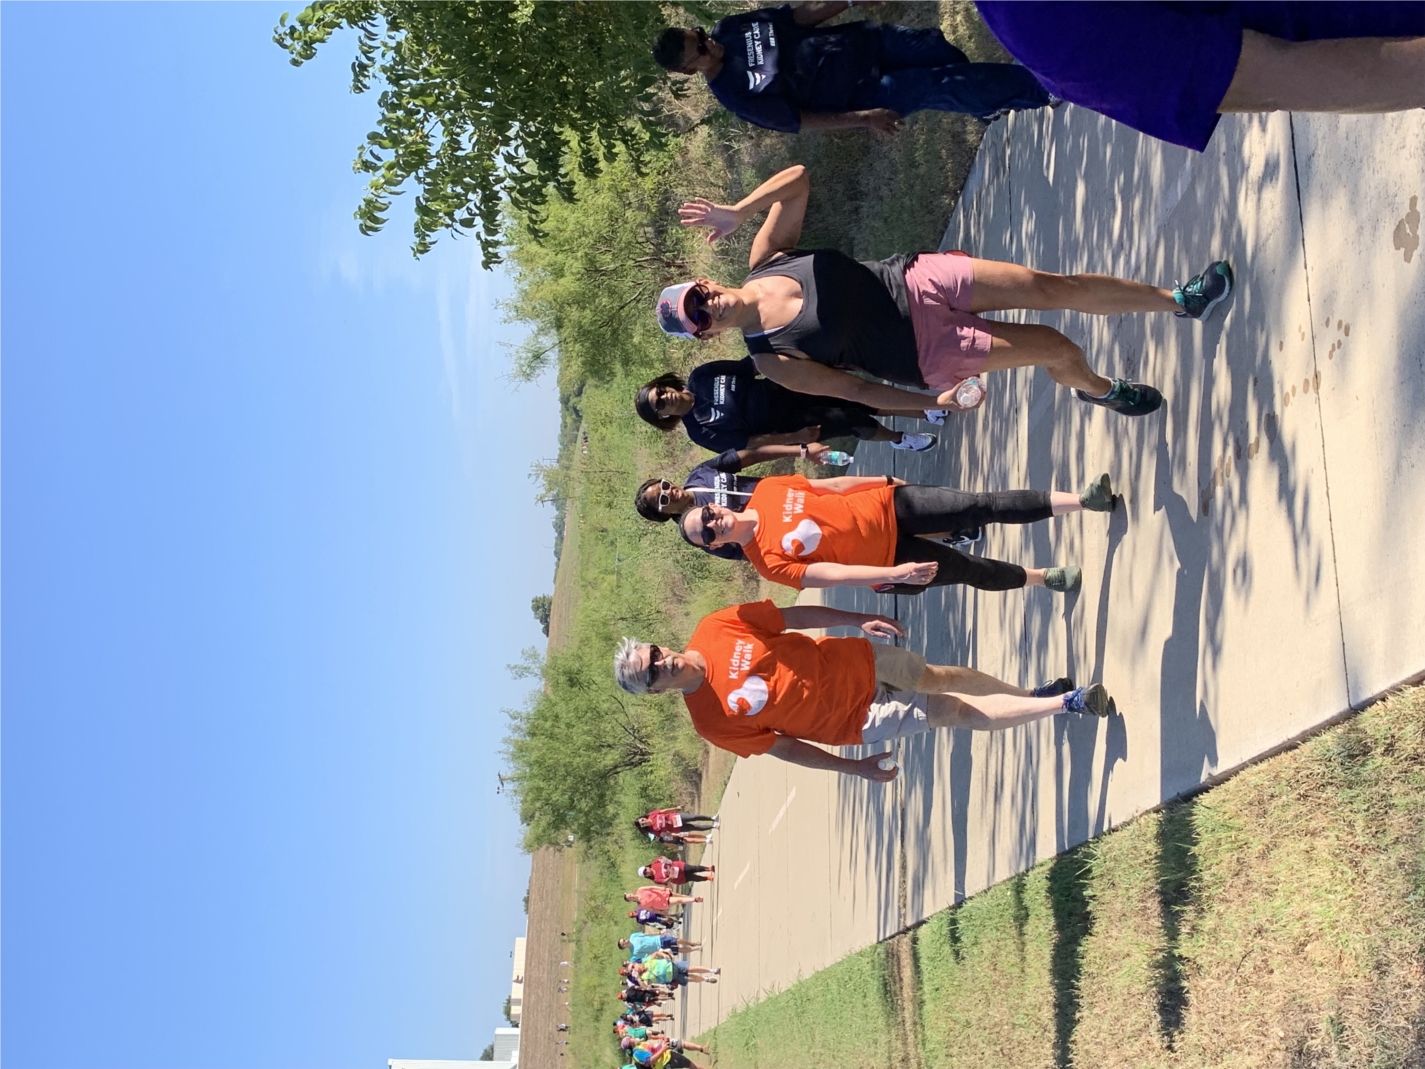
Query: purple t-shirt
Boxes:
[{"xmin": 975, "ymin": 2, "xmax": 1425, "ymax": 151}]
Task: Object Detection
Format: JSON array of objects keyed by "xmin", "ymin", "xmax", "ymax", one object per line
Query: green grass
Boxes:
[
  {"xmin": 704, "ymin": 941, "xmax": 899, "ymax": 1069},
  {"xmin": 696, "ymin": 685, "xmax": 1425, "ymax": 1069}
]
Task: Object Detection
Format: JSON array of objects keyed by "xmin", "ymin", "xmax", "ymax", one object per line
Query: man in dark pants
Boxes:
[{"xmin": 652, "ymin": 1, "xmax": 1052, "ymax": 133}]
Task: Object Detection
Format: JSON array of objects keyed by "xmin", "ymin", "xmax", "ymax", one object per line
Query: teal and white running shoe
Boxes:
[{"xmin": 1174, "ymin": 260, "xmax": 1234, "ymax": 321}]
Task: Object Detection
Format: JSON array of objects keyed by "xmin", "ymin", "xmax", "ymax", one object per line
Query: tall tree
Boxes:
[{"xmin": 274, "ymin": 1, "xmax": 680, "ymax": 265}]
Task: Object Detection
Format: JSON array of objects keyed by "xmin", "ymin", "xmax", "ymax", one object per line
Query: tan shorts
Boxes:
[
  {"xmin": 871, "ymin": 643, "xmax": 928, "ymax": 691},
  {"xmin": 862, "ymin": 645, "xmax": 932, "ymax": 745}
]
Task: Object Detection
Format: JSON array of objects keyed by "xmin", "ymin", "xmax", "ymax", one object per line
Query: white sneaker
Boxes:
[
  {"xmin": 923, "ymin": 409, "xmax": 949, "ymax": 425},
  {"xmin": 891, "ymin": 432, "xmax": 938, "ymax": 452}
]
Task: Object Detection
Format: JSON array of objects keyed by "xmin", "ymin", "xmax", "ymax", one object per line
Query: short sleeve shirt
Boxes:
[
  {"xmin": 647, "ymin": 857, "xmax": 682, "ymax": 884},
  {"xmin": 741, "ymin": 475, "xmax": 898, "ymax": 589},
  {"xmin": 646, "ymin": 808, "xmax": 683, "ymax": 833},
  {"xmin": 708, "ymin": 6, "xmax": 881, "ymax": 132},
  {"xmin": 683, "ymin": 599, "xmax": 878, "ymax": 757},
  {"xmin": 627, "ymin": 934, "xmax": 664, "ymax": 961},
  {"xmin": 635, "ymin": 886, "xmax": 671, "ymax": 912}
]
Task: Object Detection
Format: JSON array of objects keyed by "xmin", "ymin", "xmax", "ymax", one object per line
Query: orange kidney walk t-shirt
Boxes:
[
  {"xmin": 741, "ymin": 475, "xmax": 899, "ymax": 589},
  {"xmin": 682, "ymin": 600, "xmax": 878, "ymax": 758}
]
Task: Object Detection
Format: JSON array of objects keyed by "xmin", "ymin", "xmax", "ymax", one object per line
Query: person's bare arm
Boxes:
[
  {"xmin": 800, "ymin": 109, "xmax": 903, "ymax": 135},
  {"xmin": 737, "ymin": 442, "xmax": 832, "ymax": 465},
  {"xmin": 768, "ymin": 734, "xmax": 899, "ymax": 780},
  {"xmin": 801, "ymin": 561, "xmax": 938, "ymax": 588},
  {"xmin": 807, "ymin": 475, "xmax": 906, "ymax": 492},
  {"xmin": 678, "ymin": 164, "xmax": 809, "ymax": 264},
  {"xmin": 751, "ymin": 351, "xmax": 935, "ymax": 410},
  {"xmin": 744, "ymin": 427, "xmax": 820, "ymax": 447},
  {"xmin": 779, "ymin": 604, "xmax": 904, "ymax": 634},
  {"xmin": 791, "ymin": 1, "xmax": 856, "ymax": 26}
]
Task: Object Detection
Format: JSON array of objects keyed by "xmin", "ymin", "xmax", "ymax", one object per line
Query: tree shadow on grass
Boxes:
[
  {"xmin": 1048, "ymin": 847, "xmax": 1094, "ymax": 1069},
  {"xmin": 1153, "ymin": 802, "xmax": 1200, "ymax": 1046}
]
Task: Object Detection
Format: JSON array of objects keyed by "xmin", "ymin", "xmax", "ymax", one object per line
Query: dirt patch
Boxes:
[
  {"xmin": 883, "ymin": 934, "xmax": 926, "ymax": 1069},
  {"xmin": 522, "ymin": 847, "xmax": 581, "ymax": 1069}
]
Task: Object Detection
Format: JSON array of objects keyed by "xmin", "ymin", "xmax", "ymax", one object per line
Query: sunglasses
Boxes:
[
  {"xmin": 654, "ymin": 479, "xmax": 676, "ymax": 510},
  {"xmin": 695, "ymin": 504, "xmax": 718, "ymax": 545},
  {"xmin": 683, "ymin": 284, "xmax": 713, "ymax": 334},
  {"xmin": 695, "ymin": 27, "xmax": 709, "ymax": 56},
  {"xmin": 646, "ymin": 645, "xmax": 665, "ymax": 688}
]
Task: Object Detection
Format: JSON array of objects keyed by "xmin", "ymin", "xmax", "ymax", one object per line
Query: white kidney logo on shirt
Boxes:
[
  {"xmin": 726, "ymin": 675, "xmax": 768, "ymax": 716},
  {"xmin": 781, "ymin": 518, "xmax": 822, "ymax": 557}
]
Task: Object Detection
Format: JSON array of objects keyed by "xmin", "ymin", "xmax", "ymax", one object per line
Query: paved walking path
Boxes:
[{"xmin": 679, "ymin": 106, "xmax": 1424, "ymax": 1038}]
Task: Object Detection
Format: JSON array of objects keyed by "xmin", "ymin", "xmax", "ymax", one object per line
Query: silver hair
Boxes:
[{"xmin": 614, "ymin": 636, "xmax": 652, "ymax": 694}]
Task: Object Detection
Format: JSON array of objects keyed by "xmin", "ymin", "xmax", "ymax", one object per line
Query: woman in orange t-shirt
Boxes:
[{"xmin": 677, "ymin": 472, "xmax": 1116, "ymax": 595}]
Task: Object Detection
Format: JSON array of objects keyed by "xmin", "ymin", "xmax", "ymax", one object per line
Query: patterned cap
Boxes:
[{"xmin": 656, "ymin": 282, "xmax": 699, "ymax": 339}]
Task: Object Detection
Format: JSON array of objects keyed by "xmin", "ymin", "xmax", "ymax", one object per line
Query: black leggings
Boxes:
[
  {"xmin": 681, "ymin": 864, "xmax": 713, "ymax": 882},
  {"xmin": 885, "ymin": 485, "xmax": 1054, "ymax": 595},
  {"xmin": 677, "ymin": 812, "xmax": 715, "ymax": 830},
  {"xmin": 800, "ymin": 402, "xmax": 882, "ymax": 441}
]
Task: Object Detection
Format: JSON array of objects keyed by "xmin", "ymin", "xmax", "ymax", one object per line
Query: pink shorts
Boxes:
[{"xmin": 905, "ymin": 252, "xmax": 993, "ymax": 390}]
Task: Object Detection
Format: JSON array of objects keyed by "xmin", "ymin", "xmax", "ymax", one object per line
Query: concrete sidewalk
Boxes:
[{"xmin": 680, "ymin": 107, "xmax": 1424, "ymax": 1038}]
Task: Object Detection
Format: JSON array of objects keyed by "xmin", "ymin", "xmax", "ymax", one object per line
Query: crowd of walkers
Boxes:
[
  {"xmin": 592, "ymin": 3, "xmax": 1419, "ymax": 1062},
  {"xmin": 604, "ymin": 809, "xmax": 721, "ymax": 1069}
]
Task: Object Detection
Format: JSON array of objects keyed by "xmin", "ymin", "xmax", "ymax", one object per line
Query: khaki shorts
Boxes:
[{"xmin": 862, "ymin": 645, "xmax": 932, "ymax": 745}]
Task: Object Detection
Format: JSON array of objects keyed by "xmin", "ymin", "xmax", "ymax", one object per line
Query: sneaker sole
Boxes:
[{"xmin": 1082, "ymin": 683, "xmax": 1110, "ymax": 717}]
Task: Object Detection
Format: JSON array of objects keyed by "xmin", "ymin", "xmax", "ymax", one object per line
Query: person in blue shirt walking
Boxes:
[
  {"xmin": 619, "ymin": 932, "xmax": 702, "ymax": 961},
  {"xmin": 652, "ymin": 2, "xmax": 1053, "ymax": 131}
]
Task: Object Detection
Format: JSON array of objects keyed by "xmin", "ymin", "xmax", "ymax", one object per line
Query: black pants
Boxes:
[
  {"xmin": 677, "ymin": 812, "xmax": 715, "ymax": 830},
  {"xmin": 681, "ymin": 864, "xmax": 713, "ymax": 882},
  {"xmin": 885, "ymin": 485, "xmax": 1053, "ymax": 595},
  {"xmin": 800, "ymin": 401, "xmax": 882, "ymax": 441}
]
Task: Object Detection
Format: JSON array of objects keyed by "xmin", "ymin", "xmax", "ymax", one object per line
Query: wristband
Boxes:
[
  {"xmin": 886, "ymin": 474, "xmax": 893, "ymax": 486},
  {"xmin": 799, "ymin": 444, "xmax": 808, "ymax": 458}
]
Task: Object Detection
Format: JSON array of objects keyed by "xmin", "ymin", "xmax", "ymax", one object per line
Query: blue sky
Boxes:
[{"xmin": 2, "ymin": 4, "xmax": 555, "ymax": 1066}]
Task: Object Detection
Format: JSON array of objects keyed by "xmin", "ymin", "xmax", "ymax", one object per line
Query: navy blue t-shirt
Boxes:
[
  {"xmin": 682, "ymin": 359, "xmax": 777, "ymax": 453},
  {"xmin": 707, "ymin": 5, "xmax": 881, "ymax": 132},
  {"xmin": 685, "ymin": 449, "xmax": 760, "ymax": 562}
]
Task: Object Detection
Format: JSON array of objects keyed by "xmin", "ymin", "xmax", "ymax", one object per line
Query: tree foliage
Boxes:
[
  {"xmin": 503, "ymin": 150, "xmax": 694, "ymax": 385},
  {"xmin": 530, "ymin": 594, "xmax": 553, "ymax": 637},
  {"xmin": 273, "ymin": 0, "xmax": 679, "ymax": 265}
]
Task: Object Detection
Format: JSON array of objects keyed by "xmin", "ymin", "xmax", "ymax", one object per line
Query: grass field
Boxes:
[{"xmin": 693, "ymin": 685, "xmax": 1425, "ymax": 1069}]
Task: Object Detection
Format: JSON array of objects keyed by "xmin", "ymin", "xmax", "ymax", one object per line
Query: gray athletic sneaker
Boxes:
[
  {"xmin": 1079, "ymin": 473, "xmax": 1115, "ymax": 512},
  {"xmin": 1062, "ymin": 683, "xmax": 1110, "ymax": 716},
  {"xmin": 891, "ymin": 432, "xmax": 938, "ymax": 452},
  {"xmin": 1044, "ymin": 565, "xmax": 1082, "ymax": 593}
]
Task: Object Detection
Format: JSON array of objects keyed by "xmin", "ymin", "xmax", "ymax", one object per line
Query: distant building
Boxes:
[{"xmin": 509, "ymin": 936, "xmax": 526, "ymax": 1025}]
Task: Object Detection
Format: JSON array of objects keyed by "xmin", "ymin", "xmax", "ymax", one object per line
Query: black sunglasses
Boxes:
[
  {"xmin": 695, "ymin": 27, "xmax": 709, "ymax": 56},
  {"xmin": 696, "ymin": 505, "xmax": 717, "ymax": 545},
  {"xmin": 683, "ymin": 284, "xmax": 713, "ymax": 333},
  {"xmin": 646, "ymin": 645, "xmax": 664, "ymax": 688}
]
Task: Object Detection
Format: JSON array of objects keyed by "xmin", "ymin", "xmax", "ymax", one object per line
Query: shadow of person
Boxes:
[{"xmin": 1153, "ymin": 419, "xmax": 1221, "ymax": 801}]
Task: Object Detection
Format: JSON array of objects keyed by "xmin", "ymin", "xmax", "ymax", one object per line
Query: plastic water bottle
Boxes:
[
  {"xmin": 820, "ymin": 449, "xmax": 853, "ymax": 467},
  {"xmin": 952, "ymin": 376, "xmax": 986, "ymax": 410}
]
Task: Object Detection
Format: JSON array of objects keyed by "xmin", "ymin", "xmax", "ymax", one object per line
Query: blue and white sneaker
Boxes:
[
  {"xmin": 1173, "ymin": 261, "xmax": 1234, "ymax": 321},
  {"xmin": 923, "ymin": 409, "xmax": 949, "ymax": 425},
  {"xmin": 1062, "ymin": 683, "xmax": 1110, "ymax": 716}
]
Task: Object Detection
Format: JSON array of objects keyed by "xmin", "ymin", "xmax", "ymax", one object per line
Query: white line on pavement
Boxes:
[
  {"xmin": 733, "ymin": 861, "xmax": 752, "ymax": 890},
  {"xmin": 767, "ymin": 786, "xmax": 797, "ymax": 833}
]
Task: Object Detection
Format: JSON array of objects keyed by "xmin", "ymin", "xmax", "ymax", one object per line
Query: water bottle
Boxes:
[
  {"xmin": 820, "ymin": 449, "xmax": 853, "ymax": 467},
  {"xmin": 951, "ymin": 376, "xmax": 986, "ymax": 410}
]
